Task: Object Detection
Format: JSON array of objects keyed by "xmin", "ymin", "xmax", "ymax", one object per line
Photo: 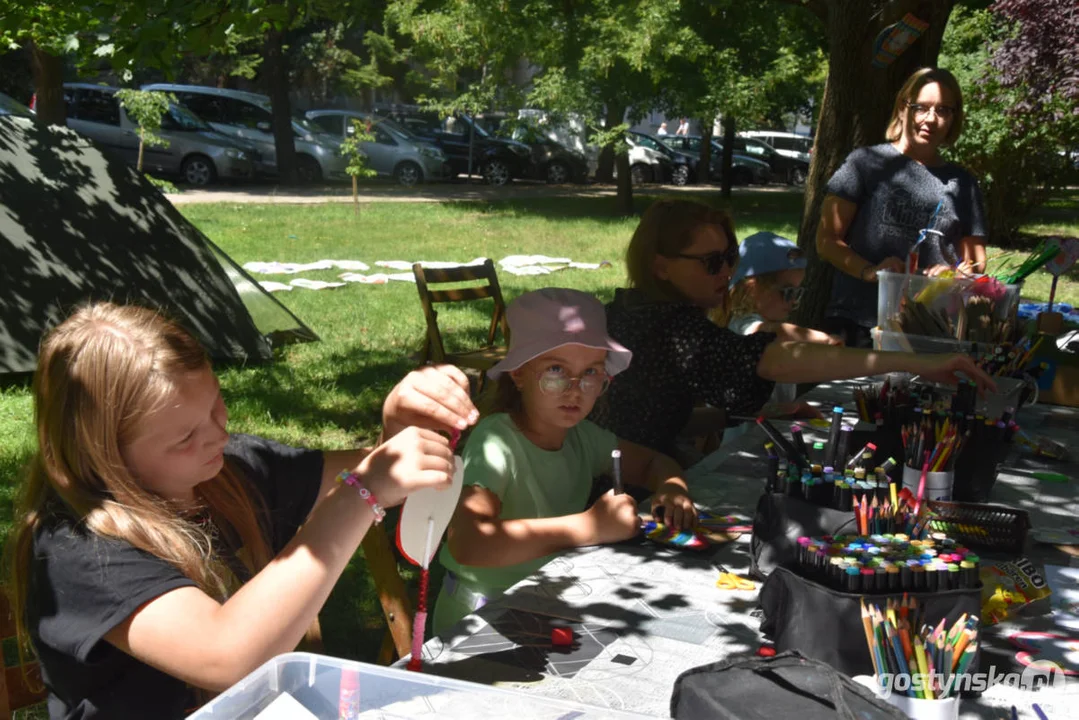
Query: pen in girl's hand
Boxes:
[{"xmin": 612, "ymin": 449, "xmax": 623, "ymax": 495}]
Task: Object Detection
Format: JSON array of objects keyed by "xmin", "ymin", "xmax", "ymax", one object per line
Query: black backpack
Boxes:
[{"xmin": 670, "ymin": 651, "xmax": 909, "ymax": 720}]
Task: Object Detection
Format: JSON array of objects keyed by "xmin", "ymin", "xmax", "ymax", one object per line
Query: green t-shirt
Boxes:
[{"xmin": 434, "ymin": 413, "xmax": 617, "ymax": 633}]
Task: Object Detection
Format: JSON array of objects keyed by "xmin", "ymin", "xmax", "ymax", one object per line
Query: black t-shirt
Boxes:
[
  {"xmin": 825, "ymin": 143, "xmax": 987, "ymax": 328},
  {"xmin": 589, "ymin": 288, "xmax": 776, "ymax": 457},
  {"xmin": 28, "ymin": 433, "xmax": 324, "ymax": 720}
]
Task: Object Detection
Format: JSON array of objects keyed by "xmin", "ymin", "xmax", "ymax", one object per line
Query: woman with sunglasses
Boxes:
[
  {"xmin": 590, "ymin": 198, "xmax": 995, "ymax": 463},
  {"xmin": 817, "ymin": 67, "xmax": 987, "ymax": 348},
  {"xmin": 434, "ymin": 288, "xmax": 697, "ymax": 634}
]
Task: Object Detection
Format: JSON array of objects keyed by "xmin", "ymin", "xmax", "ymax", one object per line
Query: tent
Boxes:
[{"xmin": 0, "ymin": 116, "xmax": 316, "ymax": 375}]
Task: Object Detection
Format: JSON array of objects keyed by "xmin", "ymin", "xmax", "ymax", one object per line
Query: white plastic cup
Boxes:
[
  {"xmin": 902, "ymin": 465, "xmax": 954, "ymax": 502},
  {"xmin": 885, "ymin": 693, "xmax": 960, "ymax": 720},
  {"xmin": 852, "ymin": 676, "xmax": 960, "ymax": 720}
]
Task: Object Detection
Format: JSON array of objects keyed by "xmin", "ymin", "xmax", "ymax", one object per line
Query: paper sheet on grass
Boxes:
[{"xmin": 244, "ymin": 260, "xmax": 371, "ymax": 274}]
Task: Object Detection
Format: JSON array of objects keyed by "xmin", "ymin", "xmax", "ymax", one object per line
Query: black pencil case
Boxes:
[
  {"xmin": 759, "ymin": 565, "xmax": 982, "ymax": 678},
  {"xmin": 750, "ymin": 492, "xmax": 856, "ymax": 579}
]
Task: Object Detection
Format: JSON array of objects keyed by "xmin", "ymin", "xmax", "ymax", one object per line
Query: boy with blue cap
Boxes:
[{"xmin": 715, "ymin": 231, "xmax": 842, "ymax": 443}]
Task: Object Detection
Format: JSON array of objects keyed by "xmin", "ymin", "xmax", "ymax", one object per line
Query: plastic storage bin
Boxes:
[
  {"xmin": 871, "ymin": 327, "xmax": 977, "ymax": 355},
  {"xmin": 189, "ymin": 652, "xmax": 655, "ymax": 719},
  {"xmin": 876, "ymin": 271, "xmax": 1020, "ymax": 342}
]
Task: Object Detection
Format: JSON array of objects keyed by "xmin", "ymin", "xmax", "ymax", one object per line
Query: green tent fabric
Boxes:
[{"xmin": 0, "ymin": 116, "xmax": 316, "ymax": 374}]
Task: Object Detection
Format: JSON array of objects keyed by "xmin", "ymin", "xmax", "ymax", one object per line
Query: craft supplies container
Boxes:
[
  {"xmin": 902, "ymin": 466, "xmax": 955, "ymax": 503},
  {"xmin": 853, "ymin": 676, "xmax": 960, "ymax": 720},
  {"xmin": 876, "ymin": 272, "xmax": 1020, "ymax": 346},
  {"xmin": 189, "ymin": 652, "xmax": 646, "ymax": 719},
  {"xmin": 872, "ymin": 328, "xmax": 976, "ymax": 356},
  {"xmin": 923, "ymin": 501, "xmax": 1030, "ymax": 555}
]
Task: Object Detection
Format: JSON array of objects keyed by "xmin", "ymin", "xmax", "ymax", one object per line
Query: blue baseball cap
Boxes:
[{"xmin": 729, "ymin": 231, "xmax": 807, "ymax": 288}]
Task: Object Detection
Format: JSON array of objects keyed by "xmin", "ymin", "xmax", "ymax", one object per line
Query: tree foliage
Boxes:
[
  {"xmin": 942, "ymin": 5, "xmax": 1077, "ymax": 245},
  {"xmin": 115, "ymin": 89, "xmax": 173, "ymax": 171},
  {"xmin": 341, "ymin": 118, "xmax": 378, "ymax": 214},
  {"xmin": 658, "ymin": 1, "xmax": 825, "ymax": 189},
  {"xmin": 989, "ymin": 0, "xmax": 1079, "ymax": 125}
]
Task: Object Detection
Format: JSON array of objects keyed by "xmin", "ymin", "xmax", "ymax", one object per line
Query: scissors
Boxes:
[{"xmin": 715, "ymin": 564, "xmax": 755, "ymax": 591}]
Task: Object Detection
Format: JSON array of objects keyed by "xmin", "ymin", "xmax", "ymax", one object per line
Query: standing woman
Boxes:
[
  {"xmin": 589, "ymin": 197, "xmax": 994, "ymax": 461},
  {"xmin": 817, "ymin": 67, "xmax": 988, "ymax": 348}
]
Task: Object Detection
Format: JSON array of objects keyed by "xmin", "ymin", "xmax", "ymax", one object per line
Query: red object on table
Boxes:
[
  {"xmin": 757, "ymin": 645, "xmax": 776, "ymax": 658},
  {"xmin": 551, "ymin": 627, "xmax": 574, "ymax": 646}
]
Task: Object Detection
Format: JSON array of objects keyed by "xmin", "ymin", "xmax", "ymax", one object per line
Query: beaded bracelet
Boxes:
[{"xmin": 336, "ymin": 470, "xmax": 386, "ymax": 524}]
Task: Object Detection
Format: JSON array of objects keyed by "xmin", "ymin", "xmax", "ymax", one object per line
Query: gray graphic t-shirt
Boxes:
[{"xmin": 825, "ymin": 143, "xmax": 986, "ymax": 327}]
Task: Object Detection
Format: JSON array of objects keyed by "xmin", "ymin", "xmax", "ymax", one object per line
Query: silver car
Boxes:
[
  {"xmin": 305, "ymin": 110, "xmax": 451, "ymax": 186},
  {"xmin": 144, "ymin": 83, "xmax": 348, "ymax": 183},
  {"xmin": 62, "ymin": 84, "xmax": 255, "ymax": 186}
]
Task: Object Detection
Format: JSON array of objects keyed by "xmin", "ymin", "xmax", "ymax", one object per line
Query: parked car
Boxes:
[
  {"xmin": 739, "ymin": 130, "xmax": 813, "ymax": 164},
  {"xmin": 655, "ymin": 135, "xmax": 771, "ymax": 186},
  {"xmin": 60, "ymin": 83, "xmax": 255, "ymax": 186},
  {"xmin": 373, "ymin": 107, "xmax": 531, "ymax": 186},
  {"xmin": 143, "ymin": 84, "xmax": 348, "ymax": 183},
  {"xmin": 473, "ymin": 111, "xmax": 591, "ymax": 184},
  {"xmin": 612, "ymin": 133, "xmax": 672, "ymax": 184},
  {"xmin": 0, "ymin": 92, "xmax": 33, "ymax": 117},
  {"xmin": 627, "ymin": 131, "xmax": 696, "ymax": 185},
  {"xmin": 668, "ymin": 135, "xmax": 807, "ymax": 186},
  {"xmin": 305, "ymin": 110, "xmax": 450, "ymax": 186}
]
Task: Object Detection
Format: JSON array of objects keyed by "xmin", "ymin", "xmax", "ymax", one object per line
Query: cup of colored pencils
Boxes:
[{"xmin": 859, "ymin": 595, "xmax": 977, "ymax": 718}]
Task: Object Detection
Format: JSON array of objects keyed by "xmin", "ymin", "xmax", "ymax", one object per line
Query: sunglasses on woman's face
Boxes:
[
  {"xmin": 779, "ymin": 286, "xmax": 805, "ymax": 305},
  {"xmin": 672, "ymin": 243, "xmax": 739, "ymax": 275}
]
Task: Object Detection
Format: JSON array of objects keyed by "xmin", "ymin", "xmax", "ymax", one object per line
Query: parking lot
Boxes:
[{"xmin": 165, "ymin": 179, "xmax": 801, "ymax": 205}]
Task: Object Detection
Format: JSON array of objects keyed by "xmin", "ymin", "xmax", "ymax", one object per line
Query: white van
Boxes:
[
  {"xmin": 739, "ymin": 131, "xmax": 813, "ymax": 164},
  {"xmin": 143, "ymin": 84, "xmax": 348, "ymax": 183}
]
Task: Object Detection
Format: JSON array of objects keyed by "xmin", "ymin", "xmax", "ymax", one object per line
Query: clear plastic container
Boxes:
[
  {"xmin": 876, "ymin": 271, "xmax": 1020, "ymax": 341},
  {"xmin": 871, "ymin": 327, "xmax": 976, "ymax": 355},
  {"xmin": 188, "ymin": 652, "xmax": 655, "ymax": 719}
]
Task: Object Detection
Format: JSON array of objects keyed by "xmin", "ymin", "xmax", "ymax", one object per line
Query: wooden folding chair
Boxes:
[
  {"xmin": 361, "ymin": 525, "xmax": 416, "ymax": 665},
  {"xmin": 1, "ymin": 590, "xmax": 47, "ymax": 718},
  {"xmin": 412, "ymin": 259, "xmax": 509, "ymax": 391}
]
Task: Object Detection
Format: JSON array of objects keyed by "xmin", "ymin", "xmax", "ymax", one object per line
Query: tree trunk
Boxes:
[
  {"xmin": 614, "ymin": 151, "xmax": 634, "ymax": 216},
  {"xmin": 264, "ymin": 26, "xmax": 299, "ymax": 185},
  {"xmin": 28, "ymin": 42, "xmax": 64, "ymax": 126},
  {"xmin": 697, "ymin": 117, "xmax": 713, "ymax": 184},
  {"xmin": 137, "ymin": 137, "xmax": 145, "ymax": 172},
  {"xmin": 596, "ymin": 103, "xmax": 625, "ymax": 183},
  {"xmin": 793, "ymin": 0, "xmax": 955, "ymax": 329},
  {"xmin": 721, "ymin": 116, "xmax": 736, "ymax": 199}
]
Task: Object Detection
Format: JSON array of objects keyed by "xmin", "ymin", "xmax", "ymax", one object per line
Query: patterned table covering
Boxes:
[{"xmin": 409, "ymin": 380, "xmax": 1079, "ymax": 718}]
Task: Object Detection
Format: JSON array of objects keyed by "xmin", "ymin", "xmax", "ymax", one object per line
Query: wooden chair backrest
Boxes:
[
  {"xmin": 412, "ymin": 259, "xmax": 510, "ymax": 363},
  {"xmin": 0, "ymin": 590, "xmax": 46, "ymax": 716}
]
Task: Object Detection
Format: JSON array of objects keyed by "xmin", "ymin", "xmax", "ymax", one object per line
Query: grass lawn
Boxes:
[{"xmin": 1, "ymin": 187, "xmax": 1076, "ymax": 670}]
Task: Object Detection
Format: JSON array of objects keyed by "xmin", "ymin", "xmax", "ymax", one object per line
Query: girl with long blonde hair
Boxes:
[{"xmin": 7, "ymin": 302, "xmax": 476, "ymax": 718}]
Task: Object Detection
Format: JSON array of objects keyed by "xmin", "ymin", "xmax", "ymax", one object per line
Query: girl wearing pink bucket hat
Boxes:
[{"xmin": 433, "ymin": 288, "xmax": 698, "ymax": 634}]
